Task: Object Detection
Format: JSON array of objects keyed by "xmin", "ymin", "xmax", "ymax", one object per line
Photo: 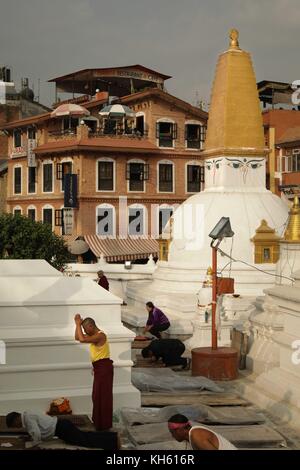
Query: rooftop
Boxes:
[
  {"xmin": 277, "ymin": 126, "xmax": 300, "ymax": 146},
  {"xmin": 49, "ymin": 64, "xmax": 172, "ymax": 97}
]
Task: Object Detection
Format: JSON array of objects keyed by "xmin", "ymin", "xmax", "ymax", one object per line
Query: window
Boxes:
[
  {"xmin": 43, "ymin": 163, "xmax": 53, "ymax": 192},
  {"xmin": 13, "ymin": 208, "xmax": 21, "ymax": 216},
  {"xmin": 187, "ymin": 165, "xmax": 204, "ymax": 192},
  {"xmin": 292, "ymin": 153, "xmax": 300, "ymax": 172},
  {"xmin": 98, "ymin": 161, "xmax": 114, "ymax": 191},
  {"xmin": 156, "ymin": 121, "xmax": 177, "ymax": 147},
  {"xmin": 104, "ymin": 119, "xmax": 117, "ymax": 135},
  {"xmin": 43, "ymin": 207, "xmax": 53, "ymax": 226},
  {"xmin": 56, "ymin": 162, "xmax": 72, "ymax": 191},
  {"xmin": 63, "ymin": 117, "xmax": 78, "ymax": 132},
  {"xmin": 136, "ymin": 115, "xmax": 145, "ymax": 135},
  {"xmin": 28, "ymin": 128, "xmax": 36, "ymax": 139},
  {"xmin": 159, "ymin": 163, "xmax": 173, "ymax": 192},
  {"xmin": 127, "ymin": 162, "xmax": 149, "ymax": 191},
  {"xmin": 27, "ymin": 208, "xmax": 36, "ymax": 221},
  {"xmin": 185, "ymin": 124, "xmax": 204, "ymax": 149},
  {"xmin": 263, "ymin": 248, "xmax": 271, "ymax": 261},
  {"xmin": 96, "ymin": 206, "xmax": 115, "ymax": 236},
  {"xmin": 13, "ymin": 130, "xmax": 22, "ymax": 148},
  {"xmin": 14, "ymin": 167, "xmax": 22, "ymax": 194},
  {"xmin": 28, "ymin": 167, "xmax": 36, "ymax": 193},
  {"xmin": 159, "ymin": 208, "xmax": 173, "ymax": 235},
  {"xmin": 55, "ymin": 209, "xmax": 66, "ymax": 235},
  {"xmin": 128, "ymin": 207, "xmax": 145, "ymax": 236}
]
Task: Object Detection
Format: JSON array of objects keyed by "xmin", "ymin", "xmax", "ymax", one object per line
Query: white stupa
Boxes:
[{"xmin": 124, "ymin": 30, "xmax": 288, "ymax": 341}]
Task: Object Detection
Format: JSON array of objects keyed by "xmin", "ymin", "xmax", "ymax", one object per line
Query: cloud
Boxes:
[{"xmin": 1, "ymin": 0, "xmax": 299, "ymax": 107}]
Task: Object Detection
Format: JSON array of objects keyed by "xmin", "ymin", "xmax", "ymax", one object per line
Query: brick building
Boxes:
[
  {"xmin": 258, "ymin": 80, "xmax": 300, "ymax": 198},
  {"xmin": 3, "ymin": 65, "xmax": 208, "ymax": 261}
]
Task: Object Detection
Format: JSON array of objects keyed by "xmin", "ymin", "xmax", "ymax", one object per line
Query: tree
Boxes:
[{"xmin": 0, "ymin": 213, "xmax": 71, "ymax": 270}]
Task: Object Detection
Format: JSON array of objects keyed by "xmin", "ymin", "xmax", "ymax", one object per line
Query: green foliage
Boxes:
[{"xmin": 0, "ymin": 213, "xmax": 71, "ymax": 270}]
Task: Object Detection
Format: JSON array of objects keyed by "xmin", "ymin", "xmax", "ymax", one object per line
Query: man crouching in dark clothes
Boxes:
[{"xmin": 142, "ymin": 338, "xmax": 190, "ymax": 369}]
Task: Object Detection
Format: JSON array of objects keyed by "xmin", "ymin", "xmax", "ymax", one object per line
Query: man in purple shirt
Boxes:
[{"xmin": 143, "ymin": 301, "xmax": 170, "ymax": 339}]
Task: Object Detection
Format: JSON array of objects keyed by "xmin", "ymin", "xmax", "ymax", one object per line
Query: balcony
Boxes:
[{"xmin": 47, "ymin": 126, "xmax": 149, "ymax": 141}]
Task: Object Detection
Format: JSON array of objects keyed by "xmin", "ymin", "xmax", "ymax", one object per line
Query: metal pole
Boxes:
[{"xmin": 211, "ymin": 245, "xmax": 218, "ymax": 350}]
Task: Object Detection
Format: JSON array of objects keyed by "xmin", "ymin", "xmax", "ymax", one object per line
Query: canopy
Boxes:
[
  {"xmin": 84, "ymin": 236, "xmax": 158, "ymax": 262},
  {"xmin": 51, "ymin": 103, "xmax": 90, "ymax": 118},
  {"xmin": 99, "ymin": 104, "xmax": 136, "ymax": 118}
]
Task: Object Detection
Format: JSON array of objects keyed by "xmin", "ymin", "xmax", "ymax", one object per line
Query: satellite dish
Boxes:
[{"xmin": 68, "ymin": 239, "xmax": 89, "ymax": 255}]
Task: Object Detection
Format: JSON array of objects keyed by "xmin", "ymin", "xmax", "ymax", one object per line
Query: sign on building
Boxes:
[
  {"xmin": 27, "ymin": 139, "xmax": 36, "ymax": 167},
  {"xmin": 11, "ymin": 146, "xmax": 27, "ymax": 158},
  {"xmin": 63, "ymin": 208, "xmax": 74, "ymax": 235},
  {"xmin": 64, "ymin": 174, "xmax": 78, "ymax": 208}
]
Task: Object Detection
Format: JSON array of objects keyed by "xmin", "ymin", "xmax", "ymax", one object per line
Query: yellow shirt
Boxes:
[{"xmin": 89, "ymin": 333, "xmax": 110, "ymax": 362}]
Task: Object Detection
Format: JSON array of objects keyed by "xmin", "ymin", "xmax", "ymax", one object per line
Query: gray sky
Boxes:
[{"xmin": 1, "ymin": 0, "xmax": 299, "ymax": 107}]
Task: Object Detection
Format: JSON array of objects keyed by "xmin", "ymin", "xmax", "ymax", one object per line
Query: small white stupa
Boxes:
[
  {"xmin": 0, "ymin": 260, "xmax": 140, "ymax": 413},
  {"xmin": 125, "ymin": 30, "xmax": 289, "ymax": 343}
]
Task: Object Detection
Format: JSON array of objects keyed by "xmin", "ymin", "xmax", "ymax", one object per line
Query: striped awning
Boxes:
[{"xmin": 84, "ymin": 235, "xmax": 159, "ymax": 262}]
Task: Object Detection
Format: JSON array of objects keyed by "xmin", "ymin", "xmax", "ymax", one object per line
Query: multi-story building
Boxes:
[
  {"xmin": 258, "ymin": 80, "xmax": 300, "ymax": 197},
  {"xmin": 276, "ymin": 127, "xmax": 300, "ymax": 199},
  {"xmin": 2, "ymin": 65, "xmax": 208, "ymax": 261},
  {"xmin": 0, "ymin": 67, "xmax": 50, "ymax": 212}
]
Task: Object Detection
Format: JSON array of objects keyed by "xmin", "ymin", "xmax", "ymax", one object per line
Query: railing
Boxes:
[
  {"xmin": 48, "ymin": 129, "xmax": 76, "ymax": 137},
  {"xmin": 48, "ymin": 128, "xmax": 149, "ymax": 139},
  {"xmin": 89, "ymin": 128, "xmax": 149, "ymax": 139}
]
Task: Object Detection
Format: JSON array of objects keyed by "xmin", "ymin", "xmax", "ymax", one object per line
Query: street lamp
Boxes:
[
  {"xmin": 209, "ymin": 217, "xmax": 234, "ymax": 350},
  {"xmin": 191, "ymin": 217, "xmax": 238, "ymax": 381}
]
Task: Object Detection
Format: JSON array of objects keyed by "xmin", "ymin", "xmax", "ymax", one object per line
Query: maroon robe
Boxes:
[
  {"xmin": 98, "ymin": 275, "xmax": 109, "ymax": 291},
  {"xmin": 92, "ymin": 358, "xmax": 114, "ymax": 430}
]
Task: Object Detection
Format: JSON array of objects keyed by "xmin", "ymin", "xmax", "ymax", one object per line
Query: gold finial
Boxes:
[
  {"xmin": 229, "ymin": 29, "xmax": 240, "ymax": 49},
  {"xmin": 283, "ymin": 196, "xmax": 300, "ymax": 243},
  {"xmin": 203, "ymin": 266, "xmax": 213, "ymax": 287}
]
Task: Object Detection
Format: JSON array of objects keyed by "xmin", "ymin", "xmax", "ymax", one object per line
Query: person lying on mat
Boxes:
[
  {"xmin": 142, "ymin": 338, "xmax": 191, "ymax": 370},
  {"xmin": 143, "ymin": 301, "xmax": 170, "ymax": 339},
  {"xmin": 6, "ymin": 411, "xmax": 119, "ymax": 450},
  {"xmin": 168, "ymin": 414, "xmax": 237, "ymax": 450}
]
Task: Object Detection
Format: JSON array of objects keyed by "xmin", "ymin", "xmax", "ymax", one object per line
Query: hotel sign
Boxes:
[
  {"xmin": 63, "ymin": 208, "xmax": 74, "ymax": 235},
  {"xmin": 11, "ymin": 146, "xmax": 27, "ymax": 158},
  {"xmin": 94, "ymin": 68, "xmax": 164, "ymax": 85},
  {"xmin": 27, "ymin": 139, "xmax": 36, "ymax": 167},
  {"xmin": 11, "ymin": 139, "xmax": 37, "ymax": 163}
]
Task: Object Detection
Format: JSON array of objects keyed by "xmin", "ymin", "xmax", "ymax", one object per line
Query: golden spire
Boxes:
[
  {"xmin": 203, "ymin": 30, "xmax": 267, "ymax": 158},
  {"xmin": 283, "ymin": 196, "xmax": 300, "ymax": 243},
  {"xmin": 229, "ymin": 29, "xmax": 240, "ymax": 49}
]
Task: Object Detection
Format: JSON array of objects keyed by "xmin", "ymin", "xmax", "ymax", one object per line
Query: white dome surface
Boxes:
[{"xmin": 168, "ymin": 188, "xmax": 288, "ymax": 269}]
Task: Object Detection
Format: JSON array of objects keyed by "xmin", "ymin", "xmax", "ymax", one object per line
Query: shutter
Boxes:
[
  {"xmin": 56, "ymin": 163, "xmax": 63, "ymax": 180},
  {"xmin": 144, "ymin": 164, "xmax": 149, "ymax": 180},
  {"xmin": 156, "ymin": 122, "xmax": 160, "ymax": 139},
  {"xmin": 200, "ymin": 166, "xmax": 205, "ymax": 183},
  {"xmin": 172, "ymin": 123, "xmax": 178, "ymax": 139},
  {"xmin": 55, "ymin": 209, "xmax": 63, "ymax": 226},
  {"xmin": 126, "ymin": 163, "xmax": 131, "ymax": 180}
]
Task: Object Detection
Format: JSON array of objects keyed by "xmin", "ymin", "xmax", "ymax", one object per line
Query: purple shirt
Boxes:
[{"xmin": 146, "ymin": 307, "xmax": 169, "ymax": 327}]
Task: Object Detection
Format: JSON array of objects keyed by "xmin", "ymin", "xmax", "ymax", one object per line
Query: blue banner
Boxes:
[{"xmin": 64, "ymin": 173, "xmax": 78, "ymax": 208}]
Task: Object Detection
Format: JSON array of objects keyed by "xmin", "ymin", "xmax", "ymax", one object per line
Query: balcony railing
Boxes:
[
  {"xmin": 48, "ymin": 129, "xmax": 77, "ymax": 137},
  {"xmin": 48, "ymin": 128, "xmax": 149, "ymax": 139},
  {"xmin": 89, "ymin": 128, "xmax": 149, "ymax": 139}
]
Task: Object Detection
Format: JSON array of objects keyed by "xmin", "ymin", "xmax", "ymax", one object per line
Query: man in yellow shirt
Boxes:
[{"xmin": 74, "ymin": 314, "xmax": 113, "ymax": 430}]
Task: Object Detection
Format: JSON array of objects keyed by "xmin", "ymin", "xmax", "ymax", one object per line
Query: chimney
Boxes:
[{"xmin": 94, "ymin": 90, "xmax": 109, "ymax": 102}]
